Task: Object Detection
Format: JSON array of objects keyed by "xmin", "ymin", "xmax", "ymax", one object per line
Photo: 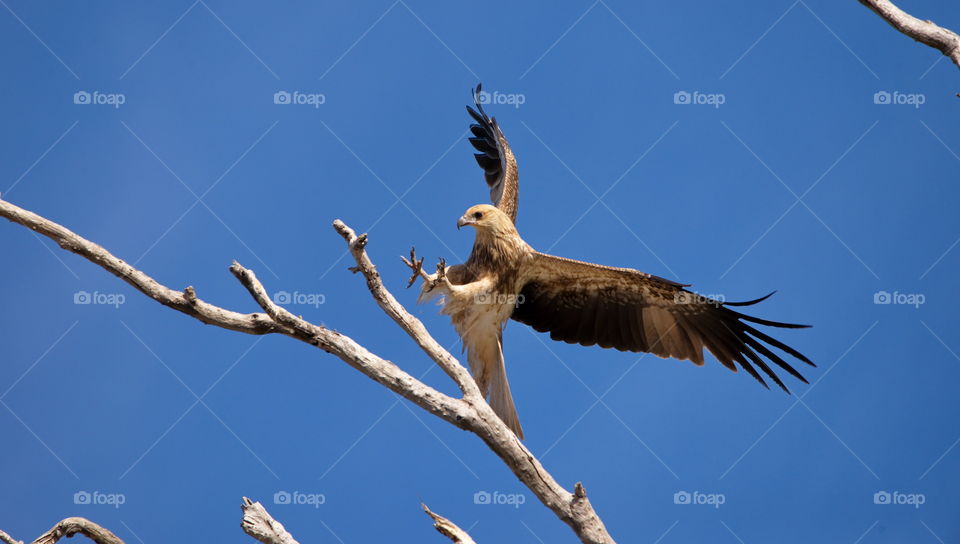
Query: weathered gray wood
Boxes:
[
  {"xmin": 423, "ymin": 504, "xmax": 477, "ymax": 544},
  {"xmin": 241, "ymin": 497, "xmax": 301, "ymax": 544},
  {"xmin": 0, "ymin": 197, "xmax": 614, "ymax": 544},
  {"xmin": 859, "ymin": 0, "xmax": 960, "ymax": 69},
  {"xmin": 31, "ymin": 518, "xmax": 124, "ymax": 544}
]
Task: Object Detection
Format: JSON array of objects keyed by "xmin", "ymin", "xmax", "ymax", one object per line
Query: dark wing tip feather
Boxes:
[
  {"xmin": 716, "ymin": 319, "xmax": 787, "ymax": 392},
  {"xmin": 472, "ymin": 83, "xmax": 489, "ymax": 120},
  {"xmin": 723, "ymin": 292, "xmax": 811, "ymax": 328},
  {"xmin": 705, "ymin": 295, "xmax": 813, "ymax": 391},
  {"xmin": 724, "ymin": 291, "xmax": 776, "ymax": 306},
  {"xmin": 466, "ymin": 83, "xmax": 514, "ymax": 209},
  {"xmin": 741, "ymin": 332, "xmax": 808, "ymax": 386},
  {"xmin": 741, "ymin": 322, "xmax": 816, "ymax": 368},
  {"xmin": 727, "ymin": 308, "xmax": 811, "ymax": 329},
  {"xmin": 466, "ymin": 104, "xmax": 486, "ymax": 126},
  {"xmin": 738, "ymin": 356, "xmax": 769, "ymax": 390}
]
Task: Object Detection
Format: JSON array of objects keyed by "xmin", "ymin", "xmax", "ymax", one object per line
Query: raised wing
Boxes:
[
  {"xmin": 466, "ymin": 84, "xmax": 519, "ymax": 224},
  {"xmin": 511, "ymin": 252, "xmax": 814, "ymax": 392}
]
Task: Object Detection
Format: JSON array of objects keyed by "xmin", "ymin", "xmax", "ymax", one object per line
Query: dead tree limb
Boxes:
[
  {"xmin": 1, "ymin": 499, "xmax": 473, "ymax": 544},
  {"xmin": 0, "ymin": 197, "xmax": 614, "ymax": 544},
  {"xmin": 31, "ymin": 519, "xmax": 124, "ymax": 544},
  {"xmin": 858, "ymin": 0, "xmax": 960, "ymax": 69},
  {"xmin": 241, "ymin": 497, "xmax": 301, "ymax": 544},
  {"xmin": 0, "ymin": 530, "xmax": 23, "ymax": 544},
  {"xmin": 422, "ymin": 504, "xmax": 478, "ymax": 544}
]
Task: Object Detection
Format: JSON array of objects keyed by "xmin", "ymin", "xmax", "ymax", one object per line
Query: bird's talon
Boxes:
[
  {"xmin": 436, "ymin": 257, "xmax": 447, "ymax": 280},
  {"xmin": 401, "ymin": 246, "xmax": 424, "ymax": 288}
]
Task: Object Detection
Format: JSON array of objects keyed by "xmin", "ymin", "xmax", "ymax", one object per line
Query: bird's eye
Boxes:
[{"xmin": 473, "ymin": 211, "xmax": 483, "ymax": 220}]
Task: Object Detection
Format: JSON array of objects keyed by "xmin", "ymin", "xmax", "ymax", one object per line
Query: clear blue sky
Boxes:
[{"xmin": 1, "ymin": 1, "xmax": 958, "ymax": 542}]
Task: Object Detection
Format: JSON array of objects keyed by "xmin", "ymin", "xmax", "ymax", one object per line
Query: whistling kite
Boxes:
[{"xmin": 405, "ymin": 85, "xmax": 813, "ymax": 438}]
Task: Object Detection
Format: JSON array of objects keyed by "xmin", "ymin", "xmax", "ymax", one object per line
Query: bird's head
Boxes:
[{"xmin": 456, "ymin": 204, "xmax": 515, "ymax": 237}]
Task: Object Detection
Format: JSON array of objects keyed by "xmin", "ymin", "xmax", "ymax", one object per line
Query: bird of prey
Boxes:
[{"xmin": 404, "ymin": 85, "xmax": 813, "ymax": 439}]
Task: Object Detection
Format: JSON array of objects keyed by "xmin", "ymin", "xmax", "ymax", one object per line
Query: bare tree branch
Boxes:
[
  {"xmin": 858, "ymin": 0, "xmax": 960, "ymax": 69},
  {"xmin": 3, "ymin": 499, "xmax": 477, "ymax": 544},
  {"xmin": 0, "ymin": 197, "xmax": 615, "ymax": 544},
  {"xmin": 0, "ymin": 197, "xmax": 279, "ymax": 334},
  {"xmin": 0, "ymin": 198, "xmax": 467, "ymax": 426},
  {"xmin": 333, "ymin": 220, "xmax": 478, "ymax": 395},
  {"xmin": 226, "ymin": 261, "xmax": 469, "ymax": 425},
  {"xmin": 422, "ymin": 504, "xmax": 478, "ymax": 544},
  {"xmin": 241, "ymin": 497, "xmax": 301, "ymax": 544},
  {"xmin": 3, "ymin": 498, "xmax": 303, "ymax": 544},
  {"xmin": 0, "ymin": 530, "xmax": 24, "ymax": 544},
  {"xmin": 31, "ymin": 518, "xmax": 124, "ymax": 544},
  {"xmin": 331, "ymin": 220, "xmax": 614, "ymax": 543}
]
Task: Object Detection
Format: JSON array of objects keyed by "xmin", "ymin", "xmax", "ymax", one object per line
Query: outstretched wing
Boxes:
[
  {"xmin": 466, "ymin": 84, "xmax": 519, "ymax": 224},
  {"xmin": 512, "ymin": 252, "xmax": 814, "ymax": 392}
]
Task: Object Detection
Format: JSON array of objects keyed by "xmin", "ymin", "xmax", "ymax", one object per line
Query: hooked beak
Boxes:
[{"xmin": 456, "ymin": 216, "xmax": 472, "ymax": 230}]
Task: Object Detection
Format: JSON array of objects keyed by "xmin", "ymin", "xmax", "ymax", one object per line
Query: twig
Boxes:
[{"xmin": 422, "ymin": 504, "xmax": 478, "ymax": 544}]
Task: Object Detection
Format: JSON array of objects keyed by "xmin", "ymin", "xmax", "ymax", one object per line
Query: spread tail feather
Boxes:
[
  {"xmin": 465, "ymin": 333, "xmax": 524, "ymax": 439},
  {"xmin": 489, "ymin": 351, "xmax": 524, "ymax": 439}
]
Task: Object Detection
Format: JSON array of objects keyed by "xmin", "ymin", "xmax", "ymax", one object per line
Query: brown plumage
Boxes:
[{"xmin": 411, "ymin": 85, "xmax": 814, "ymax": 439}]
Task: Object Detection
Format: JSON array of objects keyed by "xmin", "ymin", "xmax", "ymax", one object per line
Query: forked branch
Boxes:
[{"xmin": 0, "ymin": 197, "xmax": 614, "ymax": 544}]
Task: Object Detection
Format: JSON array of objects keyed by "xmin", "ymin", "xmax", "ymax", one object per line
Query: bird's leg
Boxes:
[
  {"xmin": 422, "ymin": 257, "xmax": 452, "ymax": 294},
  {"xmin": 400, "ymin": 246, "xmax": 428, "ymax": 288},
  {"xmin": 436, "ymin": 257, "xmax": 446, "ymax": 281}
]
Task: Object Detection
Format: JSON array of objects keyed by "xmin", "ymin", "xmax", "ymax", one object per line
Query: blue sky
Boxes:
[{"xmin": 1, "ymin": 1, "xmax": 959, "ymax": 542}]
